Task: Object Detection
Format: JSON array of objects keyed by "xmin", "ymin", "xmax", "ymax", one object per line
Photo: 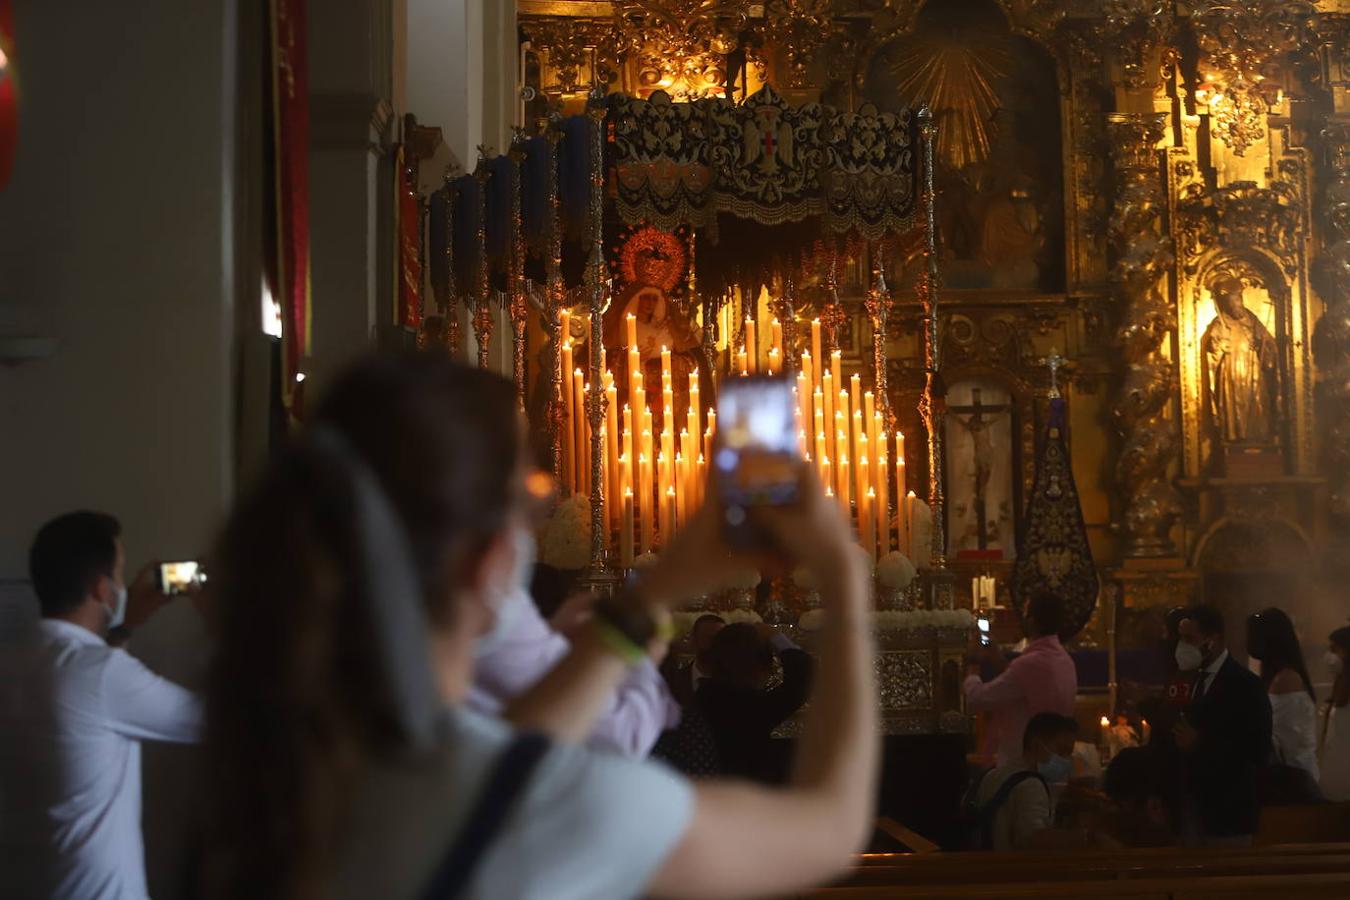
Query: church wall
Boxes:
[{"xmin": 0, "ymin": 0, "xmax": 239, "ymax": 578}]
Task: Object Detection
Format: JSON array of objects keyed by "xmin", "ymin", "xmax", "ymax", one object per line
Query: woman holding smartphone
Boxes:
[{"xmin": 203, "ymin": 354, "xmax": 878, "ymax": 900}]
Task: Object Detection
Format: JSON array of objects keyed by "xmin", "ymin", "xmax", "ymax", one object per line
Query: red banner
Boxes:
[
  {"xmin": 272, "ymin": 0, "xmax": 311, "ymax": 417},
  {"xmin": 0, "ymin": 0, "xmax": 16, "ymax": 192},
  {"xmin": 397, "ymin": 145, "xmax": 423, "ymax": 329}
]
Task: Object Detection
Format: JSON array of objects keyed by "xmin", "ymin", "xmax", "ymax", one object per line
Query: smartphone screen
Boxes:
[
  {"xmin": 714, "ymin": 376, "xmax": 801, "ymax": 510},
  {"xmin": 977, "ymin": 616, "xmax": 991, "ymax": 646},
  {"xmin": 157, "ymin": 561, "xmax": 205, "ymax": 596}
]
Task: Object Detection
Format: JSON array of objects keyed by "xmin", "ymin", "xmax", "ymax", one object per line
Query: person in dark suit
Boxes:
[
  {"xmin": 660, "ymin": 613, "xmax": 726, "ymax": 710},
  {"xmin": 696, "ymin": 622, "xmax": 813, "ymax": 783},
  {"xmin": 1173, "ymin": 604, "xmax": 1273, "ymax": 846}
]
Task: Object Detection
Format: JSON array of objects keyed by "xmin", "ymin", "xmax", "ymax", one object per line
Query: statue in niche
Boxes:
[{"xmin": 1202, "ymin": 274, "xmax": 1281, "ymax": 447}]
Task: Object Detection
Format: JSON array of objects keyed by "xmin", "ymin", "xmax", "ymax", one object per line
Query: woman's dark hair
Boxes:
[
  {"xmin": 1024, "ymin": 590, "xmax": 1067, "ymax": 638},
  {"xmin": 205, "ymin": 354, "xmax": 521, "ymax": 900},
  {"xmin": 1246, "ymin": 607, "xmax": 1315, "ymax": 701}
]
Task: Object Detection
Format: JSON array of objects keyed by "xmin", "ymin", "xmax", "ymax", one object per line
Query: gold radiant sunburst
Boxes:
[{"xmin": 888, "ymin": 26, "xmax": 1011, "ymax": 172}]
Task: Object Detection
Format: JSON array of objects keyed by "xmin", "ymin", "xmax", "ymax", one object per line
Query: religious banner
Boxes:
[
  {"xmin": 0, "ymin": 0, "xmax": 15, "ymax": 193},
  {"xmin": 270, "ymin": 0, "xmax": 311, "ymax": 417},
  {"xmin": 395, "ymin": 144, "xmax": 422, "ymax": 329},
  {"xmin": 1011, "ymin": 397, "xmax": 1099, "ymax": 640}
]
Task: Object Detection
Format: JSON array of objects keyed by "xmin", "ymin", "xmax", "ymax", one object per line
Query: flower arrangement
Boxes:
[
  {"xmin": 631, "ymin": 551, "xmax": 660, "ymax": 571},
  {"xmin": 723, "ymin": 607, "xmax": 763, "ymax": 624},
  {"xmin": 876, "ymin": 551, "xmax": 917, "ymax": 590},
  {"xmin": 538, "ymin": 495, "xmax": 591, "ymax": 570}
]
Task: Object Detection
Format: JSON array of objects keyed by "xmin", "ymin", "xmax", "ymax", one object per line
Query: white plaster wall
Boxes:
[{"xmin": 0, "ymin": 0, "xmax": 237, "ymax": 581}]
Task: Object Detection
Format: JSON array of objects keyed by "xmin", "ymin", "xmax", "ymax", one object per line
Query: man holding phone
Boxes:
[{"xmin": 0, "ymin": 511, "xmax": 203, "ymax": 899}]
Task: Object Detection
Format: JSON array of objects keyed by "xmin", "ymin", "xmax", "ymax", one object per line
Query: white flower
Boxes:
[
  {"xmin": 798, "ymin": 609, "xmax": 828, "ymax": 631},
  {"xmin": 539, "ymin": 495, "xmax": 592, "ymax": 570},
  {"xmin": 632, "ymin": 551, "xmax": 660, "ymax": 570},
  {"xmin": 724, "ymin": 608, "xmax": 763, "ymax": 625},
  {"xmin": 876, "ymin": 551, "xmax": 917, "ymax": 589},
  {"xmin": 791, "ymin": 565, "xmax": 818, "ymax": 590}
]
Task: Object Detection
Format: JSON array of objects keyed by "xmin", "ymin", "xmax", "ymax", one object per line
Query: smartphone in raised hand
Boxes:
[{"xmin": 713, "ymin": 376, "xmax": 802, "ymax": 549}]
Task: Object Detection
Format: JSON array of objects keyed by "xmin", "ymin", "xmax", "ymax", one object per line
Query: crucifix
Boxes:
[{"xmin": 948, "ymin": 387, "xmax": 1011, "ymax": 551}]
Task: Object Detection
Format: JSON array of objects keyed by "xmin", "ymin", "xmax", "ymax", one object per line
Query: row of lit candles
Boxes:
[{"xmin": 557, "ymin": 310, "xmax": 925, "ymax": 566}]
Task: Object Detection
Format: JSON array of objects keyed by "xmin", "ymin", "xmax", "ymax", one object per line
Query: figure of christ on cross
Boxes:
[{"xmin": 949, "ymin": 387, "xmax": 1011, "ymax": 553}]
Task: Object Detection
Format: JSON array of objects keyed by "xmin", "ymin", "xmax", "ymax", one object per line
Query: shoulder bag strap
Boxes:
[{"xmin": 421, "ymin": 732, "xmax": 552, "ymax": 900}]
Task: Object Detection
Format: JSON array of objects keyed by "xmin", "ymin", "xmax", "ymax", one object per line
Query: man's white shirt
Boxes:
[{"xmin": 0, "ymin": 618, "xmax": 202, "ymax": 899}]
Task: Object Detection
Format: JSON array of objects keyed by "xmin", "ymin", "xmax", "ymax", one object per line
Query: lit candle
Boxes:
[
  {"xmin": 850, "ymin": 374, "xmax": 862, "ymax": 431},
  {"xmin": 831, "ymin": 350, "xmax": 842, "ymax": 399},
  {"xmin": 877, "ymin": 452, "xmax": 890, "ymax": 554},
  {"xmin": 896, "ymin": 432, "xmax": 908, "ymax": 554},
  {"xmin": 625, "ymin": 312, "xmax": 637, "ymax": 351},
  {"xmin": 801, "ymin": 350, "xmax": 815, "ymax": 403},
  {"xmin": 622, "ymin": 406, "xmax": 634, "ymax": 485},
  {"xmin": 674, "ymin": 452, "xmax": 687, "ymax": 527},
  {"xmin": 870, "ymin": 411, "xmax": 883, "ymax": 492},
  {"xmin": 905, "ymin": 490, "xmax": 918, "ymax": 559},
  {"xmin": 796, "ymin": 373, "xmax": 809, "ymax": 436},
  {"xmin": 835, "ymin": 418, "xmax": 849, "ymax": 503},
  {"xmin": 767, "ymin": 347, "xmax": 780, "ymax": 376},
  {"xmin": 852, "ymin": 408, "xmax": 864, "ymax": 464},
  {"xmin": 696, "ymin": 453, "xmax": 706, "ymax": 509},
  {"xmin": 856, "ymin": 453, "xmax": 870, "ymax": 549},
  {"xmin": 663, "ymin": 485, "xmax": 677, "ymax": 546},
  {"xmin": 661, "ymin": 345, "xmax": 672, "ymax": 388},
  {"xmin": 863, "ymin": 486, "xmax": 877, "ymax": 561},
  {"xmin": 811, "ymin": 319, "xmax": 822, "ymax": 374},
  {"xmin": 573, "ymin": 369, "xmax": 587, "ymax": 494},
  {"xmin": 771, "ymin": 317, "xmax": 783, "ymax": 360},
  {"xmin": 621, "ymin": 488, "xmax": 635, "ymax": 568},
  {"xmin": 639, "ymin": 450, "xmax": 653, "ymax": 555},
  {"xmin": 838, "ymin": 454, "xmax": 851, "ymax": 511},
  {"xmin": 857, "ymin": 437, "xmax": 870, "ymax": 507},
  {"xmin": 606, "ymin": 374, "xmax": 619, "ymax": 525},
  {"xmin": 745, "ymin": 318, "xmax": 758, "ymax": 374},
  {"xmin": 822, "ymin": 371, "xmax": 835, "ymax": 446},
  {"xmin": 820, "ymin": 455, "xmax": 832, "ymax": 498},
  {"xmin": 561, "ymin": 342, "xmax": 575, "ymax": 493},
  {"xmin": 737, "ymin": 346, "xmax": 748, "ymax": 375}
]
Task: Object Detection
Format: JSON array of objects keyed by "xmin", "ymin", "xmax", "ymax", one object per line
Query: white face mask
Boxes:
[
  {"xmin": 104, "ymin": 580, "xmax": 128, "ymax": 630},
  {"xmin": 1175, "ymin": 641, "xmax": 1203, "ymax": 672},
  {"xmin": 474, "ymin": 527, "xmax": 537, "ymax": 658},
  {"xmin": 1326, "ymin": 651, "xmax": 1344, "ymax": 675}
]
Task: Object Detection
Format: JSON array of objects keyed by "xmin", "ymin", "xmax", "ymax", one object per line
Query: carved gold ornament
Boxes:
[{"xmin": 615, "ymin": 0, "xmax": 754, "ymax": 99}]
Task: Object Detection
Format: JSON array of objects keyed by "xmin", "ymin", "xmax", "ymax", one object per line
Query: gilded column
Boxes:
[
  {"xmin": 472, "ymin": 152, "xmax": 494, "ymax": 370},
  {"xmin": 1315, "ymin": 120, "xmax": 1350, "ymax": 521},
  {"xmin": 864, "ymin": 242, "xmax": 891, "ymax": 425},
  {"xmin": 443, "ymin": 180, "xmax": 461, "ymax": 356},
  {"xmin": 586, "ymin": 90, "xmax": 608, "ymax": 571},
  {"xmin": 917, "ymin": 107, "xmax": 948, "ymax": 576},
  {"xmin": 544, "ymin": 118, "xmax": 565, "ymax": 480},
  {"xmin": 1107, "ymin": 112, "xmax": 1180, "ymax": 557},
  {"xmin": 508, "ymin": 129, "xmax": 529, "ymax": 412}
]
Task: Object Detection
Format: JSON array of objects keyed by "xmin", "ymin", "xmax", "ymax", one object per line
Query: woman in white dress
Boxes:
[
  {"xmin": 1247, "ymin": 608, "xmax": 1319, "ymax": 781},
  {"xmin": 1319, "ymin": 627, "xmax": 1350, "ymax": 801}
]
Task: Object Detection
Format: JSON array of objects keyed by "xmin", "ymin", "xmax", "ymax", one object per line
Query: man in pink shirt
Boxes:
[{"xmin": 965, "ymin": 592, "xmax": 1078, "ymax": 766}]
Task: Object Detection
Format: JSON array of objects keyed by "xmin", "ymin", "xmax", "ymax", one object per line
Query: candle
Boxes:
[
  {"xmin": 561, "ymin": 308, "xmax": 571, "ymax": 346},
  {"xmin": 767, "ymin": 347, "xmax": 780, "ymax": 376},
  {"xmin": 856, "ymin": 454, "xmax": 870, "ymax": 552},
  {"xmin": 895, "ymin": 432, "xmax": 908, "ymax": 554},
  {"xmin": 822, "ymin": 371, "xmax": 835, "ymax": 446},
  {"xmin": 850, "ymin": 374, "xmax": 862, "ymax": 430},
  {"xmin": 796, "ymin": 373, "xmax": 809, "ymax": 436},
  {"xmin": 625, "ymin": 312, "xmax": 637, "ymax": 351},
  {"xmin": 622, "ymin": 406, "xmax": 634, "ymax": 485},
  {"xmin": 831, "ymin": 350, "xmax": 842, "ymax": 397},
  {"xmin": 663, "ymin": 485, "xmax": 677, "ymax": 546},
  {"xmin": 835, "ymin": 418, "xmax": 849, "ymax": 504},
  {"xmin": 1142, "ymin": 719, "xmax": 1152, "ymax": 743},
  {"xmin": 813, "ymin": 391, "xmax": 826, "ymax": 464},
  {"xmin": 857, "ymin": 437, "xmax": 870, "ymax": 506},
  {"xmin": 606, "ymin": 375, "xmax": 619, "ymax": 525},
  {"xmin": 771, "ymin": 318, "xmax": 783, "ymax": 359},
  {"xmin": 638, "ymin": 452, "xmax": 653, "ymax": 554},
  {"xmin": 696, "ymin": 453, "xmax": 706, "ymax": 509},
  {"xmin": 573, "ymin": 368, "xmax": 587, "ymax": 495},
  {"xmin": 621, "ymin": 489, "xmax": 635, "ymax": 568},
  {"xmin": 801, "ymin": 351, "xmax": 815, "ymax": 403},
  {"xmin": 674, "ymin": 452, "xmax": 687, "ymax": 527},
  {"xmin": 852, "ymin": 408, "xmax": 865, "ymax": 462},
  {"xmin": 745, "ymin": 318, "xmax": 758, "ymax": 374},
  {"xmin": 627, "ymin": 346, "xmax": 641, "ymax": 421},
  {"xmin": 820, "ymin": 455, "xmax": 832, "ymax": 498},
  {"xmin": 661, "ymin": 345, "xmax": 672, "ymax": 388},
  {"xmin": 877, "ymin": 452, "xmax": 890, "ymax": 554},
  {"xmin": 863, "ymin": 486, "xmax": 877, "ymax": 561},
  {"xmin": 870, "ymin": 411, "xmax": 883, "ymax": 491},
  {"xmin": 905, "ymin": 490, "xmax": 918, "ymax": 559},
  {"xmin": 838, "ymin": 454, "xmax": 851, "ymax": 510},
  {"xmin": 561, "ymin": 343, "xmax": 575, "ymax": 493},
  {"xmin": 811, "ymin": 319, "xmax": 822, "ymax": 374},
  {"xmin": 737, "ymin": 346, "xmax": 748, "ymax": 375}
]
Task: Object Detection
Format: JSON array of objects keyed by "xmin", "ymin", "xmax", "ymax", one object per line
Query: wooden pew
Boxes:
[{"xmin": 800, "ymin": 871, "xmax": 1350, "ymax": 899}]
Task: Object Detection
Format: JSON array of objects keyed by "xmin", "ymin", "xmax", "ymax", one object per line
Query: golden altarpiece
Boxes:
[{"xmin": 507, "ymin": 0, "xmax": 1350, "ymax": 672}]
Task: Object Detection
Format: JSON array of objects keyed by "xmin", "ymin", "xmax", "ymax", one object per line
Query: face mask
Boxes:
[
  {"xmin": 1175, "ymin": 641, "xmax": 1203, "ymax": 672},
  {"xmin": 1326, "ymin": 651, "xmax": 1344, "ymax": 675},
  {"xmin": 1037, "ymin": 754, "xmax": 1073, "ymax": 784},
  {"xmin": 474, "ymin": 527, "xmax": 537, "ymax": 658},
  {"xmin": 104, "ymin": 581, "xmax": 128, "ymax": 630}
]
